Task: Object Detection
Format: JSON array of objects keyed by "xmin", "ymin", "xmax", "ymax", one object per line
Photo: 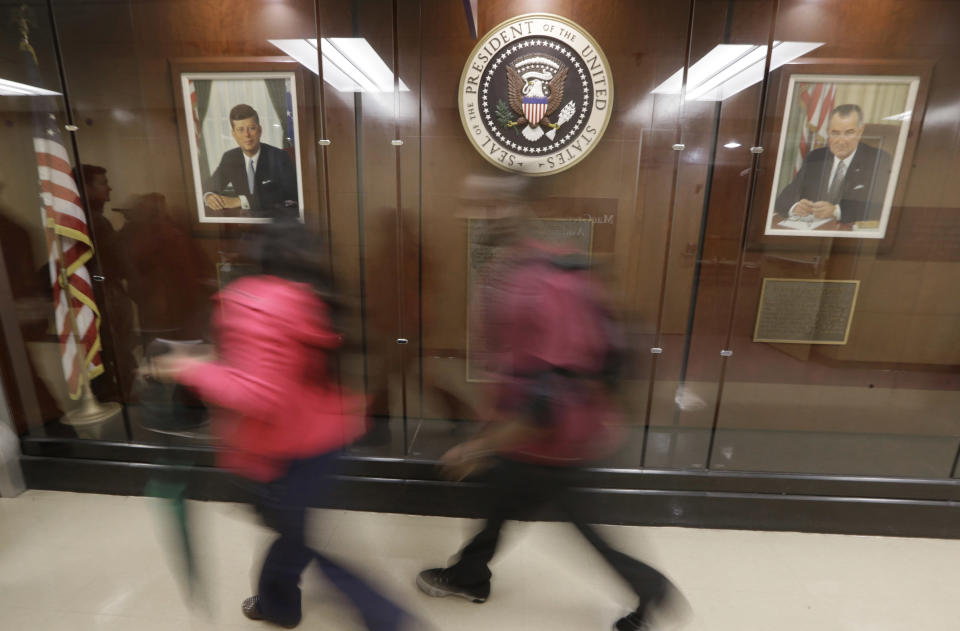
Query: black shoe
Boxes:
[
  {"xmin": 241, "ymin": 595, "xmax": 299, "ymax": 628},
  {"xmin": 416, "ymin": 568, "xmax": 489, "ymax": 603},
  {"xmin": 614, "ymin": 581, "xmax": 687, "ymax": 631},
  {"xmin": 242, "ymin": 596, "xmax": 265, "ymax": 621},
  {"xmin": 614, "ymin": 610, "xmax": 653, "ymax": 631}
]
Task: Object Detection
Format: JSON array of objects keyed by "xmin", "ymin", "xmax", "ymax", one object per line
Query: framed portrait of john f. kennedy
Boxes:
[
  {"xmin": 765, "ymin": 72, "xmax": 921, "ymax": 239},
  {"xmin": 172, "ymin": 59, "xmax": 314, "ymax": 225}
]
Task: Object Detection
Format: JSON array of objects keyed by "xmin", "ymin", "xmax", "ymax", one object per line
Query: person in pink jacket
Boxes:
[{"xmin": 150, "ymin": 220, "xmax": 408, "ymax": 630}]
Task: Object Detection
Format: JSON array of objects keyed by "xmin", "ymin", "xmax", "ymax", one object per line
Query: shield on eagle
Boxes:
[{"xmin": 522, "ymin": 96, "xmax": 549, "ymax": 126}]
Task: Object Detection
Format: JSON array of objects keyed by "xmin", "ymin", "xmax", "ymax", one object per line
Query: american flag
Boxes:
[
  {"xmin": 188, "ymin": 80, "xmax": 207, "ymax": 181},
  {"xmin": 32, "ymin": 98, "xmax": 104, "ymax": 399},
  {"xmin": 795, "ymin": 83, "xmax": 837, "ymax": 173},
  {"xmin": 189, "ymin": 80, "xmax": 201, "ymax": 152}
]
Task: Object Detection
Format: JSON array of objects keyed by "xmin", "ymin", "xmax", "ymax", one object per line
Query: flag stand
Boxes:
[
  {"xmin": 63, "ymin": 382, "xmax": 121, "ymax": 428},
  {"xmin": 50, "ymin": 230, "xmax": 120, "ymax": 430}
]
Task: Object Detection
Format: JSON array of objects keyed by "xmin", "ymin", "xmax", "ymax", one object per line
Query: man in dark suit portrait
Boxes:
[
  {"xmin": 775, "ymin": 103, "xmax": 893, "ymax": 226},
  {"xmin": 203, "ymin": 104, "xmax": 298, "ymax": 218}
]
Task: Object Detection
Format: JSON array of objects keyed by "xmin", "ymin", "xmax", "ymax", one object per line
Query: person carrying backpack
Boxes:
[{"xmin": 416, "ymin": 222, "xmax": 680, "ymax": 631}]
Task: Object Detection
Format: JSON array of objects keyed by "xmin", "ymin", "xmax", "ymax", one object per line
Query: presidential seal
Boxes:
[{"xmin": 459, "ymin": 14, "xmax": 613, "ymax": 176}]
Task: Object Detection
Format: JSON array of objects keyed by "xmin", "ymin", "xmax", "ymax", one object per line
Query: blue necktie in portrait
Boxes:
[{"xmin": 247, "ymin": 158, "xmax": 256, "ymax": 195}]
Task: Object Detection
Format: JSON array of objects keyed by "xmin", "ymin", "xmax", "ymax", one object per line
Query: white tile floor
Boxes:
[{"xmin": 1, "ymin": 490, "xmax": 958, "ymax": 630}]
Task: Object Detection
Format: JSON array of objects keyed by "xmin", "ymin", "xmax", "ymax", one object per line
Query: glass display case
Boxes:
[{"xmin": 2, "ymin": 0, "xmax": 959, "ymax": 520}]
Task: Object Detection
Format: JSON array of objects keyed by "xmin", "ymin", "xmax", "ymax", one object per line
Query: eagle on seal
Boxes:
[{"xmin": 505, "ymin": 54, "xmax": 568, "ymax": 130}]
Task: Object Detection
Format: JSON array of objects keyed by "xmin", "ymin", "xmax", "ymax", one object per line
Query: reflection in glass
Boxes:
[
  {"xmin": 652, "ymin": 41, "xmax": 822, "ymax": 101},
  {"xmin": 269, "ymin": 38, "xmax": 408, "ymax": 92}
]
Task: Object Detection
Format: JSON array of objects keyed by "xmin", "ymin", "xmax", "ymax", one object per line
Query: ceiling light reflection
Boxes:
[
  {"xmin": 269, "ymin": 38, "xmax": 409, "ymax": 93},
  {"xmin": 0, "ymin": 78, "xmax": 60, "ymax": 96},
  {"xmin": 652, "ymin": 41, "xmax": 823, "ymax": 102}
]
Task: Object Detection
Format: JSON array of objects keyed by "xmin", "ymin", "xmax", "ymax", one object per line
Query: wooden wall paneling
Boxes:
[
  {"xmin": 706, "ymin": 0, "xmax": 960, "ymax": 451},
  {"xmin": 418, "ymin": 0, "xmax": 489, "ymax": 424},
  {"xmin": 344, "ymin": 0, "xmax": 409, "ymax": 421},
  {"xmin": 395, "ymin": 0, "xmax": 426, "ymax": 421},
  {"xmin": 313, "ymin": 1, "xmax": 368, "ymax": 396},
  {"xmin": 40, "ymin": 0, "xmax": 323, "ymax": 417},
  {"xmin": 645, "ymin": 0, "xmax": 774, "ymax": 447},
  {"xmin": 413, "ymin": 0, "xmax": 697, "ymax": 431},
  {"xmin": 13, "ymin": 0, "xmax": 954, "ymax": 463},
  {"xmin": 52, "ymin": 0, "xmax": 321, "ymax": 236}
]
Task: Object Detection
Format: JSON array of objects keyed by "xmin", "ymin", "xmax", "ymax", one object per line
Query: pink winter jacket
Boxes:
[{"xmin": 176, "ymin": 276, "xmax": 365, "ymax": 481}]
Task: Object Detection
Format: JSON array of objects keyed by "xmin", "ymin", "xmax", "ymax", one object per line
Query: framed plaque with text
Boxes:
[{"xmin": 754, "ymin": 278, "xmax": 860, "ymax": 344}]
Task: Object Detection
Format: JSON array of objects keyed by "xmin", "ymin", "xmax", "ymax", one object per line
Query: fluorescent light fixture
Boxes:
[
  {"xmin": 723, "ymin": 141, "xmax": 742, "ymax": 149},
  {"xmin": 0, "ymin": 78, "xmax": 59, "ymax": 96},
  {"xmin": 652, "ymin": 41, "xmax": 823, "ymax": 101},
  {"xmin": 269, "ymin": 38, "xmax": 409, "ymax": 93}
]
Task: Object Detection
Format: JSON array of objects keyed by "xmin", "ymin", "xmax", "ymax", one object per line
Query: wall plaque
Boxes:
[
  {"xmin": 458, "ymin": 13, "xmax": 613, "ymax": 176},
  {"xmin": 754, "ymin": 278, "xmax": 860, "ymax": 344}
]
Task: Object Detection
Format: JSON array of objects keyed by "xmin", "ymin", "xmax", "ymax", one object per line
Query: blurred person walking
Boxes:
[
  {"xmin": 148, "ymin": 219, "xmax": 409, "ymax": 630},
  {"xmin": 415, "ymin": 216, "xmax": 680, "ymax": 631}
]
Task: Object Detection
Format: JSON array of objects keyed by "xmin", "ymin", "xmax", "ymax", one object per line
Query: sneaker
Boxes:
[
  {"xmin": 614, "ymin": 581, "xmax": 689, "ymax": 631},
  {"xmin": 241, "ymin": 595, "xmax": 299, "ymax": 628},
  {"xmin": 614, "ymin": 610, "xmax": 653, "ymax": 631},
  {"xmin": 416, "ymin": 568, "xmax": 489, "ymax": 603}
]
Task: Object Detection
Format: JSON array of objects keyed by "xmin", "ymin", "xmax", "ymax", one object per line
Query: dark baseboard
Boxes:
[{"xmin": 19, "ymin": 437, "xmax": 960, "ymax": 539}]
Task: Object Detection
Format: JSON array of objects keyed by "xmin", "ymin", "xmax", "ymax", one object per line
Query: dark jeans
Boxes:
[
  {"xmin": 247, "ymin": 451, "xmax": 405, "ymax": 629},
  {"xmin": 445, "ymin": 457, "xmax": 668, "ymax": 612}
]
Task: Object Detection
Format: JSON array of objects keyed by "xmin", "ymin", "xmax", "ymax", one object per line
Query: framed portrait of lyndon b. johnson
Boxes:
[
  {"xmin": 765, "ymin": 73, "xmax": 921, "ymax": 239},
  {"xmin": 172, "ymin": 59, "xmax": 314, "ymax": 225}
]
